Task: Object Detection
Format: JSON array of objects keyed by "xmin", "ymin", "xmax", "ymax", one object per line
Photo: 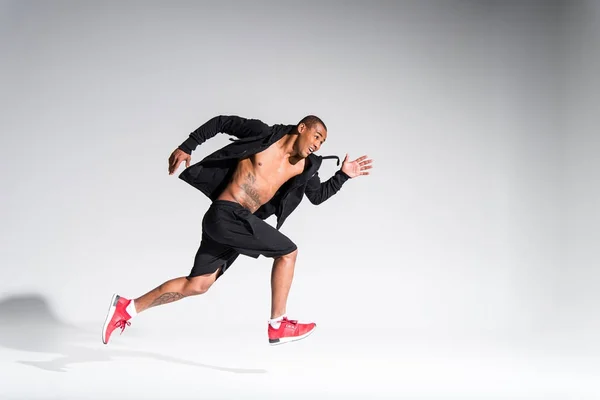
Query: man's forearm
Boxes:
[{"xmin": 305, "ymin": 170, "xmax": 350, "ymax": 205}]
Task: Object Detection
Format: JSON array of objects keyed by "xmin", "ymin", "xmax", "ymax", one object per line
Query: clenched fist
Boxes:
[{"xmin": 168, "ymin": 148, "xmax": 191, "ymax": 175}]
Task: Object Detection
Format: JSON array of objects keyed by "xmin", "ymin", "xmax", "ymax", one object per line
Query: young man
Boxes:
[{"xmin": 102, "ymin": 115, "xmax": 372, "ymax": 345}]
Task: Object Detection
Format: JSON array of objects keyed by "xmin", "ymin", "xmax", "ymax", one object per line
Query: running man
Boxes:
[{"xmin": 102, "ymin": 115, "xmax": 372, "ymax": 345}]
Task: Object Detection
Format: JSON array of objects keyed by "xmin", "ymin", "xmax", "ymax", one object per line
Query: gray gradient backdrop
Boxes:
[{"xmin": 1, "ymin": 0, "xmax": 598, "ymax": 399}]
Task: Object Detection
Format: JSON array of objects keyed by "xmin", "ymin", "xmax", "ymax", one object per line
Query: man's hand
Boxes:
[
  {"xmin": 168, "ymin": 148, "xmax": 191, "ymax": 175},
  {"xmin": 341, "ymin": 154, "xmax": 373, "ymax": 178}
]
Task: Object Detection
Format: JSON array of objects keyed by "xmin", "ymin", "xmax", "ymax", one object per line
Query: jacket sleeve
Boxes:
[
  {"xmin": 178, "ymin": 115, "xmax": 260, "ymax": 154},
  {"xmin": 304, "ymin": 170, "xmax": 351, "ymax": 205}
]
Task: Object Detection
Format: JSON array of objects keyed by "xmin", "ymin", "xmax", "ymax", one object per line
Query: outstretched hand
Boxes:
[
  {"xmin": 341, "ymin": 154, "xmax": 373, "ymax": 178},
  {"xmin": 168, "ymin": 148, "xmax": 191, "ymax": 175}
]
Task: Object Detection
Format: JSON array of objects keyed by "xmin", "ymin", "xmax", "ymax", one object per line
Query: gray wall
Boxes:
[
  {"xmin": 0, "ymin": 0, "xmax": 591, "ymax": 344},
  {"xmin": 562, "ymin": 0, "xmax": 600, "ymax": 336}
]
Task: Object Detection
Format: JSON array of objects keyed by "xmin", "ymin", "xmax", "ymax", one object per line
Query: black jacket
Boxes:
[{"xmin": 178, "ymin": 115, "xmax": 350, "ymax": 229}]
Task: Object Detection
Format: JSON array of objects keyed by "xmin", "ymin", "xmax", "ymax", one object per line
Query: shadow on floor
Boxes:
[{"xmin": 0, "ymin": 294, "xmax": 267, "ymax": 374}]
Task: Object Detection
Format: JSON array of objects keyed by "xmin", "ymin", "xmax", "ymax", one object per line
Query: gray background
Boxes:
[{"xmin": 0, "ymin": 0, "xmax": 598, "ymax": 398}]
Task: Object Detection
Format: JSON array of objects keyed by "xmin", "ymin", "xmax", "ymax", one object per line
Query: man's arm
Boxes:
[
  {"xmin": 304, "ymin": 154, "xmax": 373, "ymax": 204},
  {"xmin": 168, "ymin": 115, "xmax": 261, "ymax": 175},
  {"xmin": 178, "ymin": 115, "xmax": 255, "ymax": 154},
  {"xmin": 304, "ymin": 170, "xmax": 351, "ymax": 205}
]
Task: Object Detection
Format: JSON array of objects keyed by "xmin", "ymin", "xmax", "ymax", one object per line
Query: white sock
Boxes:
[
  {"xmin": 269, "ymin": 314, "xmax": 286, "ymax": 329},
  {"xmin": 126, "ymin": 299, "xmax": 137, "ymax": 318}
]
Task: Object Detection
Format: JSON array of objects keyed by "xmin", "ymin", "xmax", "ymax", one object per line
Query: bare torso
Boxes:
[{"xmin": 216, "ymin": 138, "xmax": 306, "ymax": 213}]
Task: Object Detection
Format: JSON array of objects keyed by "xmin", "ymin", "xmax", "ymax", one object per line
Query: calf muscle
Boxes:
[
  {"xmin": 149, "ymin": 292, "xmax": 185, "ymax": 307},
  {"xmin": 133, "ymin": 269, "xmax": 220, "ymax": 313}
]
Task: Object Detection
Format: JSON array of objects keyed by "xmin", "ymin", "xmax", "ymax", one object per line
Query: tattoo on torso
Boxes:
[
  {"xmin": 220, "ymin": 146, "xmax": 305, "ymax": 211},
  {"xmin": 240, "ymin": 172, "xmax": 262, "ymax": 209}
]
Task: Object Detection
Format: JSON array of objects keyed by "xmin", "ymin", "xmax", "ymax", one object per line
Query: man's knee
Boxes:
[
  {"xmin": 278, "ymin": 247, "xmax": 298, "ymax": 262},
  {"xmin": 184, "ymin": 279, "xmax": 211, "ymax": 295},
  {"xmin": 184, "ymin": 268, "xmax": 220, "ymax": 295}
]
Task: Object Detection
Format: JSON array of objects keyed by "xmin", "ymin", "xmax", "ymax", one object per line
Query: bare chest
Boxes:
[
  {"xmin": 223, "ymin": 147, "xmax": 307, "ymax": 211},
  {"xmin": 252, "ymin": 147, "xmax": 305, "ymax": 186}
]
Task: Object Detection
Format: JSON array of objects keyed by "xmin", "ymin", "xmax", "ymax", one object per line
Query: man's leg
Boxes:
[
  {"xmin": 102, "ymin": 267, "xmax": 223, "ymax": 345},
  {"xmin": 133, "ymin": 267, "xmax": 222, "ymax": 313},
  {"xmin": 102, "ymin": 202, "xmax": 238, "ymax": 345},
  {"xmin": 270, "ymin": 249, "xmax": 298, "ymax": 319},
  {"xmin": 130, "ymin": 231, "xmax": 238, "ymax": 314},
  {"xmin": 267, "ymin": 247, "xmax": 316, "ymax": 345},
  {"xmin": 219, "ymin": 209, "xmax": 316, "ymax": 345}
]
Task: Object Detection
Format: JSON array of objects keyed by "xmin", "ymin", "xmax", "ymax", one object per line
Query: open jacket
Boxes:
[{"xmin": 178, "ymin": 115, "xmax": 350, "ymax": 229}]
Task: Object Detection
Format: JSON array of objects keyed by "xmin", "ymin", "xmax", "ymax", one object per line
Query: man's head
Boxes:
[{"xmin": 295, "ymin": 115, "xmax": 327, "ymax": 158}]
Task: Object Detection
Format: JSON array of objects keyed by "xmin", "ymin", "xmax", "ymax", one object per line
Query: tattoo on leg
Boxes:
[{"xmin": 149, "ymin": 292, "xmax": 185, "ymax": 308}]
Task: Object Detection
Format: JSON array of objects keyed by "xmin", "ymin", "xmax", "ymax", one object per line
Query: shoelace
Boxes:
[{"xmin": 115, "ymin": 319, "xmax": 131, "ymax": 335}]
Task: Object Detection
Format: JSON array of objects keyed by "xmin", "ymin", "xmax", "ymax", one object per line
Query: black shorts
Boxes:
[{"xmin": 188, "ymin": 200, "xmax": 297, "ymax": 278}]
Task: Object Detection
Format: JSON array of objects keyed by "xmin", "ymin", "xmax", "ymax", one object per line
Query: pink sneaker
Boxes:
[
  {"xmin": 268, "ymin": 317, "xmax": 316, "ymax": 345},
  {"xmin": 102, "ymin": 294, "xmax": 132, "ymax": 344}
]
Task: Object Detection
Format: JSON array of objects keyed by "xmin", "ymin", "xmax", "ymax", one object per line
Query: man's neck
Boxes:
[{"xmin": 278, "ymin": 133, "xmax": 303, "ymax": 163}]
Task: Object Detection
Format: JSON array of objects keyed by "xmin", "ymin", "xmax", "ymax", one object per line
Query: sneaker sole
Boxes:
[
  {"xmin": 101, "ymin": 294, "xmax": 120, "ymax": 344},
  {"xmin": 269, "ymin": 325, "xmax": 316, "ymax": 346}
]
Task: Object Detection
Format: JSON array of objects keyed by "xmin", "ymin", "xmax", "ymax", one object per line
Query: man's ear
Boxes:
[{"xmin": 297, "ymin": 123, "xmax": 306, "ymax": 133}]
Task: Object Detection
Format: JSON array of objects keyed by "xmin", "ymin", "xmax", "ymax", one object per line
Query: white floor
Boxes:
[{"xmin": 1, "ymin": 303, "xmax": 599, "ymax": 400}]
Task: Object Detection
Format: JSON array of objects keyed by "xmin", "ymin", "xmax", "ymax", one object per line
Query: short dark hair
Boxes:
[{"xmin": 298, "ymin": 115, "xmax": 327, "ymax": 131}]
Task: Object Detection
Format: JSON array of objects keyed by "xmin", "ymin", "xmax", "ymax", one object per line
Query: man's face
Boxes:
[{"xmin": 297, "ymin": 123, "xmax": 327, "ymax": 158}]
